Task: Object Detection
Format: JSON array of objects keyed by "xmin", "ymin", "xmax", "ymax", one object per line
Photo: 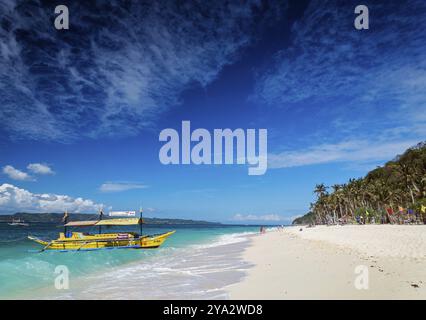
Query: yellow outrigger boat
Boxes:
[{"xmin": 28, "ymin": 211, "xmax": 175, "ymax": 252}]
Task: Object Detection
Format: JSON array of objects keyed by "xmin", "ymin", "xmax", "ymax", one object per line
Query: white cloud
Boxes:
[
  {"xmin": 233, "ymin": 213, "xmax": 283, "ymax": 222},
  {"xmin": 0, "ymin": 183, "xmax": 103, "ymax": 213},
  {"xmin": 2, "ymin": 165, "xmax": 33, "ymax": 181},
  {"xmin": 27, "ymin": 163, "xmax": 54, "ymax": 175},
  {"xmin": 99, "ymin": 182, "xmax": 148, "ymax": 193},
  {"xmin": 269, "ymin": 139, "xmax": 418, "ymax": 169}
]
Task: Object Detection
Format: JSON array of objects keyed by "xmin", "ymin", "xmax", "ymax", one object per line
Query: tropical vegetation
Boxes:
[{"xmin": 293, "ymin": 142, "xmax": 426, "ymax": 225}]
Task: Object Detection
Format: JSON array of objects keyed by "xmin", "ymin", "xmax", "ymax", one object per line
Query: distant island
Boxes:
[{"xmin": 0, "ymin": 212, "xmax": 222, "ymax": 225}]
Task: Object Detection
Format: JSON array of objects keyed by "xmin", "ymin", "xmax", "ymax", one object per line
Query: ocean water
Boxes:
[{"xmin": 0, "ymin": 222, "xmax": 259, "ymax": 299}]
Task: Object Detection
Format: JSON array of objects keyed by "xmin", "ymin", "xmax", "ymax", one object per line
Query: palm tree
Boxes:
[{"xmin": 301, "ymin": 141, "xmax": 426, "ymax": 225}]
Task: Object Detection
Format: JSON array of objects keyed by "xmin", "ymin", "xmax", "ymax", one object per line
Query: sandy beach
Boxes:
[{"xmin": 228, "ymin": 225, "xmax": 426, "ymax": 299}]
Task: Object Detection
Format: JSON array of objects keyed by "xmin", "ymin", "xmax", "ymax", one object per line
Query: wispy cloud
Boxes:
[
  {"xmin": 0, "ymin": 1, "xmax": 285, "ymax": 141},
  {"xmin": 269, "ymin": 139, "xmax": 419, "ymax": 169},
  {"xmin": 232, "ymin": 213, "xmax": 283, "ymax": 222},
  {"xmin": 0, "ymin": 183, "xmax": 103, "ymax": 213},
  {"xmin": 27, "ymin": 163, "xmax": 54, "ymax": 175},
  {"xmin": 250, "ymin": 0, "xmax": 426, "ymax": 173},
  {"xmin": 253, "ymin": 0, "xmax": 426, "ymax": 152},
  {"xmin": 254, "ymin": 1, "xmax": 426, "ymax": 107},
  {"xmin": 2, "ymin": 165, "xmax": 33, "ymax": 181},
  {"xmin": 99, "ymin": 182, "xmax": 148, "ymax": 193}
]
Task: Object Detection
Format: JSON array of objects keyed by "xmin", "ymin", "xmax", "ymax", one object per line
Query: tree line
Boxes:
[{"xmin": 294, "ymin": 142, "xmax": 426, "ymax": 225}]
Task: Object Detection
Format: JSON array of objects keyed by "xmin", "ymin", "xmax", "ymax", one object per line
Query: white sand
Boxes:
[{"xmin": 228, "ymin": 225, "xmax": 426, "ymax": 299}]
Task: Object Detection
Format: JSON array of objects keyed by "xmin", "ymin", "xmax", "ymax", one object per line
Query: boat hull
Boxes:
[{"xmin": 28, "ymin": 231, "xmax": 175, "ymax": 251}]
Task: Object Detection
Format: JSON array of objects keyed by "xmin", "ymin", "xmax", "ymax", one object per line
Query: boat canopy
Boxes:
[
  {"xmin": 64, "ymin": 220, "xmax": 98, "ymax": 227},
  {"xmin": 64, "ymin": 218, "xmax": 143, "ymax": 227},
  {"xmin": 96, "ymin": 218, "xmax": 142, "ymax": 226}
]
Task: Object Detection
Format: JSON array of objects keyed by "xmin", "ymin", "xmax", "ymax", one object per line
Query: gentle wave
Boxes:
[
  {"xmin": 0, "ymin": 226, "xmax": 258, "ymax": 299},
  {"xmin": 192, "ymin": 231, "xmax": 256, "ymax": 249},
  {"xmin": 45, "ymin": 231, "xmax": 255, "ymax": 299}
]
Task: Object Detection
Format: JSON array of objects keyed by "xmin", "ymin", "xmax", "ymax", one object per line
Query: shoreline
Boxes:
[
  {"xmin": 227, "ymin": 225, "xmax": 426, "ymax": 299},
  {"xmin": 10, "ymin": 230, "xmax": 254, "ymax": 300},
  {"xmin": 5, "ymin": 225, "xmax": 426, "ymax": 300}
]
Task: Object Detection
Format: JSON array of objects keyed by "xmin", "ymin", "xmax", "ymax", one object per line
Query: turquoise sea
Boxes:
[{"xmin": 0, "ymin": 222, "xmax": 260, "ymax": 299}]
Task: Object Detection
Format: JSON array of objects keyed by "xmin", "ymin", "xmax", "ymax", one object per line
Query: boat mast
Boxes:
[
  {"xmin": 139, "ymin": 207, "xmax": 143, "ymax": 236},
  {"xmin": 98, "ymin": 209, "xmax": 104, "ymax": 234},
  {"xmin": 62, "ymin": 210, "xmax": 69, "ymax": 235}
]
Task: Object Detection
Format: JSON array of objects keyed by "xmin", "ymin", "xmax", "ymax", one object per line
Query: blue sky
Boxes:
[{"xmin": 0, "ymin": 0, "xmax": 425, "ymax": 224}]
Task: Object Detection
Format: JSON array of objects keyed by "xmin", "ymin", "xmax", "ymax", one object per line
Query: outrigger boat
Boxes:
[
  {"xmin": 28, "ymin": 210, "xmax": 175, "ymax": 252},
  {"xmin": 8, "ymin": 218, "xmax": 29, "ymax": 226}
]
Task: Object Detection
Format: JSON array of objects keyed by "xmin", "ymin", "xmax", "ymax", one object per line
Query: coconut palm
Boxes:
[{"xmin": 296, "ymin": 142, "xmax": 426, "ymax": 225}]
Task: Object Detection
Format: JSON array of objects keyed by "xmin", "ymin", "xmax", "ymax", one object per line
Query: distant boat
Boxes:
[{"xmin": 8, "ymin": 218, "xmax": 29, "ymax": 226}]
